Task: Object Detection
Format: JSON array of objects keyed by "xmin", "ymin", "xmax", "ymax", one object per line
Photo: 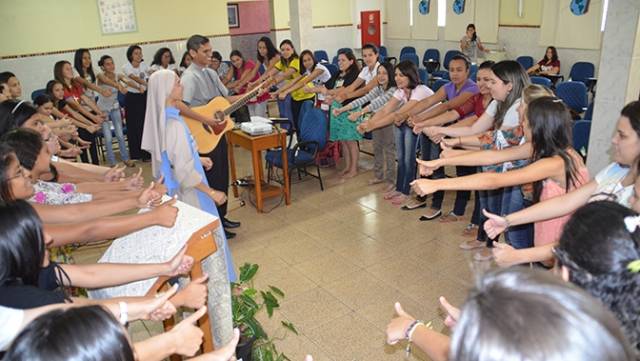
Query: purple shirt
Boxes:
[{"xmin": 444, "ymin": 79, "xmax": 479, "ymax": 101}]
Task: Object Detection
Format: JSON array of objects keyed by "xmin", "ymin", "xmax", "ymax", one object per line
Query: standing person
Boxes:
[
  {"xmin": 150, "ymin": 47, "xmax": 178, "ymax": 74},
  {"xmin": 527, "ymin": 46, "xmax": 561, "ymax": 76},
  {"xmin": 460, "ymin": 24, "xmax": 489, "ymax": 63},
  {"xmin": 227, "ymin": 50, "xmax": 270, "ymax": 117},
  {"xmin": 178, "ymin": 51, "xmax": 192, "ymax": 75},
  {"xmin": 334, "ymin": 43, "xmax": 381, "ymax": 103},
  {"xmin": 242, "ymin": 37, "xmax": 281, "ymax": 90},
  {"xmin": 358, "ymin": 61, "xmax": 435, "ymax": 206},
  {"xmin": 177, "ymin": 35, "xmax": 243, "ymax": 239},
  {"xmin": 73, "ymin": 49, "xmax": 111, "ymax": 100},
  {"xmin": 271, "ymin": 50, "xmax": 332, "ymax": 108},
  {"xmin": 141, "ymin": 69, "xmax": 235, "ymax": 281},
  {"xmin": 122, "ymin": 44, "xmax": 150, "ymax": 162},
  {"xmin": 96, "ymin": 55, "xmax": 134, "ymax": 167},
  {"xmin": 333, "ymin": 61, "xmax": 397, "ymax": 186}
]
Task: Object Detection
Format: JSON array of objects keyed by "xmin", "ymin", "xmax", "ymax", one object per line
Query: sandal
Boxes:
[
  {"xmin": 391, "ymin": 194, "xmax": 409, "ymax": 205},
  {"xmin": 419, "ymin": 209, "xmax": 442, "ymax": 221},
  {"xmin": 381, "ymin": 183, "xmax": 396, "ymax": 193},
  {"xmin": 459, "ymin": 239, "xmax": 485, "ymax": 250},
  {"xmin": 368, "ymin": 177, "xmax": 384, "ymax": 185},
  {"xmin": 473, "ymin": 248, "xmax": 493, "ymax": 261},
  {"xmin": 401, "ymin": 198, "xmax": 427, "ymax": 210},
  {"xmin": 439, "ymin": 211, "xmax": 461, "ymax": 223},
  {"xmin": 462, "ymin": 223, "xmax": 479, "ymax": 237},
  {"xmin": 384, "ymin": 190, "xmax": 401, "ymax": 200}
]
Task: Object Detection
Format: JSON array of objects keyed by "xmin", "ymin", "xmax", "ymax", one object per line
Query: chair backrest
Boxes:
[
  {"xmin": 432, "ymin": 70, "xmax": 450, "ymax": 80},
  {"xmin": 516, "ymin": 56, "xmax": 534, "ymax": 70},
  {"xmin": 30, "ymin": 88, "xmax": 46, "ymax": 102},
  {"xmin": 325, "ymin": 63, "xmax": 339, "ymax": 77},
  {"xmin": 573, "ymin": 120, "xmax": 592, "ymax": 157},
  {"xmin": 418, "ymin": 68, "xmax": 428, "ymax": 84},
  {"xmin": 400, "ymin": 46, "xmax": 416, "ymax": 57},
  {"xmin": 569, "ymin": 62, "xmax": 595, "ymax": 84},
  {"xmin": 469, "ymin": 63, "xmax": 478, "ymax": 81},
  {"xmin": 584, "ymin": 101, "xmax": 594, "ymax": 120},
  {"xmin": 277, "ymin": 96, "xmax": 294, "ymax": 132},
  {"xmin": 530, "ymin": 76, "xmax": 552, "ymax": 87},
  {"xmin": 379, "ymin": 46, "xmax": 389, "ymax": 58},
  {"xmin": 331, "ymin": 55, "xmax": 339, "ymax": 65},
  {"xmin": 314, "ymin": 50, "xmax": 329, "ymax": 63},
  {"xmin": 432, "ymin": 79, "xmax": 450, "ymax": 92},
  {"xmin": 423, "ymin": 48, "xmax": 441, "ymax": 63},
  {"xmin": 443, "ymin": 50, "xmax": 463, "ymax": 70},
  {"xmin": 400, "ymin": 53, "xmax": 419, "ymax": 66},
  {"xmin": 299, "ymin": 101, "xmax": 328, "ymax": 152},
  {"xmin": 556, "ymin": 81, "xmax": 588, "ymax": 113}
]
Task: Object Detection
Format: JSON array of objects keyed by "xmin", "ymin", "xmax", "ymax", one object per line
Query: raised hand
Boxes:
[
  {"xmin": 129, "ymin": 284, "xmax": 178, "ymax": 321},
  {"xmin": 410, "ymin": 178, "xmax": 438, "ymax": 196},
  {"xmin": 416, "ymin": 158, "xmax": 440, "ymax": 177},
  {"xmin": 439, "ymin": 296, "xmax": 460, "ymax": 329},
  {"xmin": 168, "ymin": 306, "xmax": 207, "ymax": 356},
  {"xmin": 482, "ymin": 209, "xmax": 509, "ymax": 239},
  {"xmin": 386, "ymin": 302, "xmax": 416, "ymax": 345},
  {"xmin": 492, "ymin": 243, "xmax": 519, "ymax": 268},
  {"xmin": 179, "ymin": 274, "xmax": 209, "ymax": 309},
  {"xmin": 152, "ymin": 196, "xmax": 179, "ymax": 227},
  {"xmin": 137, "ymin": 181, "xmax": 162, "ymax": 208},
  {"xmin": 166, "ymin": 245, "xmax": 194, "ymax": 277}
]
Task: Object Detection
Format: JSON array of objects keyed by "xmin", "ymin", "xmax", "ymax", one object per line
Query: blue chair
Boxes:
[
  {"xmin": 117, "ymin": 92, "xmax": 127, "ymax": 108},
  {"xmin": 400, "ymin": 53, "xmax": 419, "ymax": 66},
  {"xmin": 584, "ymin": 101, "xmax": 594, "ymax": 120},
  {"xmin": 325, "ymin": 63, "xmax": 338, "ymax": 78},
  {"xmin": 443, "ymin": 50, "xmax": 463, "ymax": 70},
  {"xmin": 418, "ymin": 69, "xmax": 428, "ymax": 84},
  {"xmin": 331, "ymin": 55, "xmax": 339, "ymax": 66},
  {"xmin": 266, "ymin": 101, "xmax": 327, "ymax": 191},
  {"xmin": 431, "ymin": 70, "xmax": 450, "ymax": 80},
  {"xmin": 400, "ymin": 46, "xmax": 416, "ymax": 57},
  {"xmin": 380, "ymin": 46, "xmax": 397, "ymax": 65},
  {"xmin": 516, "ymin": 56, "xmax": 534, "ymax": 70},
  {"xmin": 469, "ymin": 63, "xmax": 478, "ymax": 82},
  {"xmin": 276, "ymin": 95, "xmax": 295, "ymax": 136},
  {"xmin": 569, "ymin": 62, "xmax": 595, "ymax": 85},
  {"xmin": 431, "ymin": 79, "xmax": 449, "ymax": 92},
  {"xmin": 30, "ymin": 89, "xmax": 46, "ymax": 102},
  {"xmin": 530, "ymin": 76, "xmax": 552, "ymax": 87},
  {"xmin": 422, "ymin": 48, "xmax": 441, "ymax": 73},
  {"xmin": 573, "ymin": 120, "xmax": 592, "ymax": 159},
  {"xmin": 556, "ymin": 81, "xmax": 588, "ymax": 114},
  {"xmin": 314, "ymin": 50, "xmax": 329, "ymax": 63}
]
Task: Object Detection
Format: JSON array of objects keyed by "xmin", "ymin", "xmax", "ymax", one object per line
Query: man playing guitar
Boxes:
[{"xmin": 177, "ymin": 34, "xmax": 246, "ymax": 238}]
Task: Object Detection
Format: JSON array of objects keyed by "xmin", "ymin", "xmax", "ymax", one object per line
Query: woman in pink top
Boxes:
[
  {"xmin": 413, "ymin": 96, "xmax": 588, "ymax": 265},
  {"xmin": 228, "ymin": 50, "xmax": 270, "ymax": 117}
]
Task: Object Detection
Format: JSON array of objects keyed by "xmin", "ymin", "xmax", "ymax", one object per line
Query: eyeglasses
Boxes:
[{"xmin": 6, "ymin": 165, "xmax": 26, "ymax": 181}]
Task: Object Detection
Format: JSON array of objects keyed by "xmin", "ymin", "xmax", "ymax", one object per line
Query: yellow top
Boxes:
[{"xmin": 275, "ymin": 57, "xmax": 315, "ymax": 101}]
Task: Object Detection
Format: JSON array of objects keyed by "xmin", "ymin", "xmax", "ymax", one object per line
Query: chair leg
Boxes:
[
  {"xmin": 297, "ymin": 168, "xmax": 302, "ymax": 180},
  {"xmin": 317, "ymin": 165, "xmax": 324, "ymax": 191}
]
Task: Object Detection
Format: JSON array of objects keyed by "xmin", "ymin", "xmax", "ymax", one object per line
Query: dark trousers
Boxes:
[
  {"xmin": 77, "ymin": 127, "xmax": 99, "ymax": 165},
  {"xmin": 201, "ymin": 135, "xmax": 229, "ymax": 218},
  {"xmin": 124, "ymin": 92, "xmax": 149, "ymax": 160}
]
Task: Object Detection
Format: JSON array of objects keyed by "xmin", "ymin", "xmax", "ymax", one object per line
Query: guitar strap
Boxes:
[{"xmin": 204, "ymin": 67, "xmax": 251, "ymax": 123}]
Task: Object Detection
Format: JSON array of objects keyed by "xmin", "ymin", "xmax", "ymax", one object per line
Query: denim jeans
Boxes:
[
  {"xmin": 418, "ymin": 134, "xmax": 471, "ymax": 213},
  {"xmin": 101, "ymin": 108, "xmax": 130, "ymax": 165},
  {"xmin": 501, "ymin": 186, "xmax": 534, "ymax": 249},
  {"xmin": 478, "ymin": 189, "xmax": 503, "ymax": 246},
  {"xmin": 394, "ymin": 125, "xmax": 418, "ymax": 195}
]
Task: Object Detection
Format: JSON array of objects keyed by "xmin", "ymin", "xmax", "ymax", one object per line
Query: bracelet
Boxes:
[
  {"xmin": 404, "ymin": 320, "xmax": 425, "ymax": 358},
  {"xmin": 118, "ymin": 301, "xmax": 128, "ymax": 325}
]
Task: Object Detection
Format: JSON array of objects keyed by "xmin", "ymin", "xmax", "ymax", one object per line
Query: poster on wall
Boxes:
[{"xmin": 97, "ymin": 0, "xmax": 137, "ymax": 34}]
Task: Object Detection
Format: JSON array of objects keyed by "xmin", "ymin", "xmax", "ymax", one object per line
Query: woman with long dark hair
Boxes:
[
  {"xmin": 227, "ymin": 50, "xmax": 270, "ymax": 117},
  {"xmin": 527, "ymin": 46, "xmax": 560, "ymax": 76},
  {"xmin": 150, "ymin": 47, "xmax": 178, "ymax": 73}
]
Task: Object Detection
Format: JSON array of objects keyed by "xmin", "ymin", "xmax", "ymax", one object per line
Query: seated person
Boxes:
[{"xmin": 527, "ymin": 46, "xmax": 560, "ymax": 76}]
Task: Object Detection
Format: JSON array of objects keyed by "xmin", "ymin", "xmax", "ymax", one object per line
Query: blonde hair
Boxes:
[{"xmin": 522, "ymin": 84, "xmax": 554, "ymax": 105}]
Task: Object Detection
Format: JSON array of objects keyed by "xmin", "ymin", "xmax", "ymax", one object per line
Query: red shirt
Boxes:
[
  {"xmin": 63, "ymin": 82, "xmax": 84, "ymax": 104},
  {"xmin": 234, "ymin": 60, "xmax": 269, "ymax": 103},
  {"xmin": 537, "ymin": 59, "xmax": 560, "ymax": 73},
  {"xmin": 454, "ymin": 93, "xmax": 487, "ymax": 118}
]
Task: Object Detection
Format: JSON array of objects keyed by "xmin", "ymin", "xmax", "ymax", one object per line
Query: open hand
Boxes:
[{"xmin": 386, "ymin": 302, "xmax": 416, "ymax": 345}]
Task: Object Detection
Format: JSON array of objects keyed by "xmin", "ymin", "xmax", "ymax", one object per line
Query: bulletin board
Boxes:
[{"xmin": 97, "ymin": 0, "xmax": 138, "ymax": 34}]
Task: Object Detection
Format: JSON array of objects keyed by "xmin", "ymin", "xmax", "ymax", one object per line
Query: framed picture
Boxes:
[
  {"xmin": 228, "ymin": 4, "xmax": 239, "ymax": 28},
  {"xmin": 97, "ymin": 0, "xmax": 138, "ymax": 34}
]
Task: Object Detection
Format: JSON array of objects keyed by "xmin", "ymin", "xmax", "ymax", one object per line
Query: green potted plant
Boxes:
[{"xmin": 232, "ymin": 263, "xmax": 298, "ymax": 361}]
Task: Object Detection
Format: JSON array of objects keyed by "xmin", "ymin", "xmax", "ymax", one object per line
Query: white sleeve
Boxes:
[
  {"xmin": 0, "ymin": 306, "xmax": 24, "ymax": 351},
  {"xmin": 485, "ymin": 100, "xmax": 498, "ymax": 117}
]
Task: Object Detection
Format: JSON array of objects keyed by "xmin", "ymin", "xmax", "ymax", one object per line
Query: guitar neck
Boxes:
[{"xmin": 223, "ymin": 86, "xmax": 263, "ymax": 116}]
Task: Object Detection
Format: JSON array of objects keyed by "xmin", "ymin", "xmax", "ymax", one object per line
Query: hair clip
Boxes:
[
  {"xmin": 624, "ymin": 215, "xmax": 640, "ymax": 233},
  {"xmin": 627, "ymin": 259, "xmax": 640, "ymax": 273},
  {"xmin": 11, "ymin": 99, "xmax": 26, "ymax": 114}
]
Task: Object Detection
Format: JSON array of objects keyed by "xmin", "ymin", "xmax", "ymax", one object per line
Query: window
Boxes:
[{"xmin": 437, "ymin": 0, "xmax": 446, "ymax": 27}]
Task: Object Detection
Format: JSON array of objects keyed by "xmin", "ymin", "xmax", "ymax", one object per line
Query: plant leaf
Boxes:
[
  {"xmin": 244, "ymin": 317, "xmax": 267, "ymax": 339},
  {"xmin": 281, "ymin": 321, "xmax": 298, "ymax": 335},
  {"xmin": 268, "ymin": 285, "xmax": 285, "ymax": 298},
  {"xmin": 239, "ymin": 263, "xmax": 259, "ymax": 283}
]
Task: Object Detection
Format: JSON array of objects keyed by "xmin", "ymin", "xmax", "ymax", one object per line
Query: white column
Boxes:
[
  {"xmin": 587, "ymin": 0, "xmax": 640, "ymax": 174},
  {"xmin": 289, "ymin": 0, "xmax": 313, "ymax": 51}
]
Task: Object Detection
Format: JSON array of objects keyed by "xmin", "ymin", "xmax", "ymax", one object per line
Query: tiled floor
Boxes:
[{"xmin": 74, "ymin": 141, "xmax": 493, "ymax": 361}]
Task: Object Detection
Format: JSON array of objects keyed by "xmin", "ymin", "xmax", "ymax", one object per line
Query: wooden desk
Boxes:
[{"xmin": 226, "ymin": 128, "xmax": 291, "ymax": 212}]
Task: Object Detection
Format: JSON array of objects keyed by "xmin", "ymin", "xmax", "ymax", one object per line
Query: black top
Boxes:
[
  {"xmin": 0, "ymin": 263, "xmax": 66, "ymax": 309},
  {"xmin": 326, "ymin": 68, "xmax": 360, "ymax": 105}
]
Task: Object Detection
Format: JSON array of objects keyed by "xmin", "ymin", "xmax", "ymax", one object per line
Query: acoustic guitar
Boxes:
[{"xmin": 184, "ymin": 83, "xmax": 265, "ymax": 153}]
